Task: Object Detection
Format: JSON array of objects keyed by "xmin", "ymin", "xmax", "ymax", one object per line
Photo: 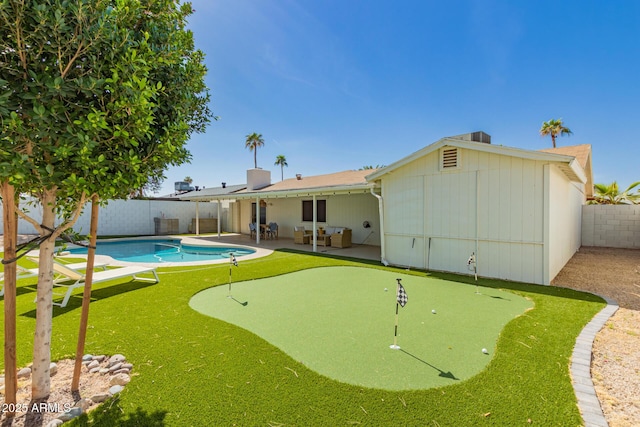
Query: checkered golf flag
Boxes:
[
  {"xmin": 231, "ymin": 254, "xmax": 238, "ymax": 267},
  {"xmin": 396, "ymin": 282, "xmax": 408, "ymax": 307}
]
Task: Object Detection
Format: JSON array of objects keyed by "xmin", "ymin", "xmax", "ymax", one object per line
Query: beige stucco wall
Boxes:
[{"xmin": 237, "ymin": 193, "xmax": 380, "ymax": 245}]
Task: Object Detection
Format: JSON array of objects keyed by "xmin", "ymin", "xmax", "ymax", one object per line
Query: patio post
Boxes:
[
  {"xmin": 195, "ymin": 201, "xmax": 200, "ymax": 236},
  {"xmin": 312, "ymin": 195, "xmax": 317, "ymax": 252}
]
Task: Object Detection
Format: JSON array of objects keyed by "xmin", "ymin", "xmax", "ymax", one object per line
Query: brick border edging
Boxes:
[{"xmin": 570, "ymin": 296, "xmax": 619, "ymax": 427}]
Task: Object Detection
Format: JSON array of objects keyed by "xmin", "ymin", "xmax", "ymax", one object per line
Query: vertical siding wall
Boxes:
[
  {"xmin": 547, "ymin": 166, "xmax": 584, "ymax": 282},
  {"xmin": 1, "ymin": 199, "xmax": 220, "ymax": 236},
  {"xmin": 582, "ymin": 204, "xmax": 640, "ymax": 248},
  {"xmin": 237, "ymin": 193, "xmax": 381, "ymax": 245},
  {"xmin": 383, "ymin": 148, "xmax": 556, "ymax": 284}
]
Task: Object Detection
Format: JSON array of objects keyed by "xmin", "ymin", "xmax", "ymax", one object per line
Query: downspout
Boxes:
[
  {"xmin": 475, "ymin": 170, "xmax": 479, "ymax": 273},
  {"xmin": 217, "ymin": 200, "xmax": 221, "ymax": 238},
  {"xmin": 370, "ymin": 186, "xmax": 387, "ymax": 265},
  {"xmin": 195, "ymin": 201, "xmax": 200, "ymax": 236}
]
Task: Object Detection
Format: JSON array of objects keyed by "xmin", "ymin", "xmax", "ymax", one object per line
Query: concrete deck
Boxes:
[{"xmin": 193, "ymin": 232, "xmax": 382, "ymax": 262}]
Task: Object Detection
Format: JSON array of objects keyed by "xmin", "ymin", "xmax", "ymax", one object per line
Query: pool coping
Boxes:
[{"xmin": 57, "ymin": 235, "xmax": 273, "ymax": 267}]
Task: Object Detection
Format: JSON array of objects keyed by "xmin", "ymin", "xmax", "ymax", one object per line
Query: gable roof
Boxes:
[
  {"xmin": 366, "ymin": 135, "xmax": 588, "ymax": 184},
  {"xmin": 539, "ymin": 144, "xmax": 593, "ymax": 197}
]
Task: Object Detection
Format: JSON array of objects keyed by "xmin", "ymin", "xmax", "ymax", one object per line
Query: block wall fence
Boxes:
[
  {"xmin": 582, "ymin": 204, "xmax": 640, "ymax": 248},
  {"xmin": 2, "ymin": 201, "xmax": 639, "ymax": 249},
  {"xmin": 0, "ymin": 198, "xmax": 223, "ymax": 236}
]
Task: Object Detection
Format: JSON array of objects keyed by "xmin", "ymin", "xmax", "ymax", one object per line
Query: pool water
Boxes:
[{"xmin": 69, "ymin": 239, "xmax": 255, "ymax": 263}]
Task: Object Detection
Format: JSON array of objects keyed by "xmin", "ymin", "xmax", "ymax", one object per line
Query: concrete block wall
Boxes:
[
  {"xmin": 582, "ymin": 204, "xmax": 640, "ymax": 248},
  {"xmin": 1, "ymin": 198, "xmax": 221, "ymax": 236}
]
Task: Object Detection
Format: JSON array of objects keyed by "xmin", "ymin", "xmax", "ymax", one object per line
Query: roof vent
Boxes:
[
  {"xmin": 441, "ymin": 148, "xmax": 459, "ymax": 170},
  {"xmin": 222, "ymin": 182, "xmax": 226, "ymax": 188}
]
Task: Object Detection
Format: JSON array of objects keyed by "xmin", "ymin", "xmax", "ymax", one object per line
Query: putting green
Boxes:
[{"xmin": 190, "ymin": 266, "xmax": 532, "ymax": 390}]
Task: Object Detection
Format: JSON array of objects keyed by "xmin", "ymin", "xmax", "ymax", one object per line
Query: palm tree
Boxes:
[
  {"xmin": 591, "ymin": 181, "xmax": 640, "ymax": 204},
  {"xmin": 183, "ymin": 176, "xmax": 193, "ymax": 184},
  {"xmin": 245, "ymin": 132, "xmax": 265, "ymax": 168},
  {"xmin": 539, "ymin": 119, "xmax": 573, "ymax": 148},
  {"xmin": 274, "ymin": 154, "xmax": 288, "ymax": 181}
]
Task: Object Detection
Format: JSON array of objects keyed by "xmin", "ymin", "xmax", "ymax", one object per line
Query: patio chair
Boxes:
[
  {"xmin": 1, "ymin": 259, "xmax": 108, "ymax": 297},
  {"xmin": 48, "ymin": 262, "xmax": 159, "ymax": 308},
  {"xmin": 266, "ymin": 222, "xmax": 278, "ymax": 240},
  {"xmin": 293, "ymin": 226, "xmax": 312, "ymax": 244},
  {"xmin": 249, "ymin": 223, "xmax": 257, "ymax": 239}
]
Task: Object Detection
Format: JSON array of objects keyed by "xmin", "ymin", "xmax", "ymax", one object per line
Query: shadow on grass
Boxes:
[
  {"xmin": 71, "ymin": 398, "xmax": 167, "ymax": 426},
  {"xmin": 399, "ymin": 349, "xmax": 459, "ymax": 381},
  {"xmin": 19, "ymin": 281, "xmax": 157, "ymax": 319}
]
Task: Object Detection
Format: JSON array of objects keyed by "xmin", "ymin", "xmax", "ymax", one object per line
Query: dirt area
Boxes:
[
  {"xmin": 552, "ymin": 246, "xmax": 640, "ymax": 427},
  {"xmin": 0, "ymin": 359, "xmax": 113, "ymax": 427}
]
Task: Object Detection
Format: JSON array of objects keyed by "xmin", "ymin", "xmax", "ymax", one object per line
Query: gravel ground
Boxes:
[{"xmin": 552, "ymin": 246, "xmax": 640, "ymax": 427}]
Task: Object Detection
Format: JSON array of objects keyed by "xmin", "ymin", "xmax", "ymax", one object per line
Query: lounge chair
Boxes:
[
  {"xmin": 0, "ymin": 259, "xmax": 108, "ymax": 297},
  {"xmin": 49, "ymin": 263, "xmax": 159, "ymax": 308}
]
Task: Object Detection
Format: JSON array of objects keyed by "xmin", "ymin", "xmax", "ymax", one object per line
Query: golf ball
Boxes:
[
  {"xmin": 482, "ymin": 348, "xmax": 488, "ymax": 354},
  {"xmin": 384, "ymin": 288, "xmax": 388, "ymax": 292},
  {"xmin": 431, "ymin": 309, "xmax": 436, "ymax": 314}
]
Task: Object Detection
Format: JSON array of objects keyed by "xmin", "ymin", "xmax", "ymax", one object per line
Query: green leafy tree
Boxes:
[
  {"xmin": 245, "ymin": 132, "xmax": 265, "ymax": 168},
  {"xmin": 274, "ymin": 154, "xmax": 288, "ymax": 180},
  {"xmin": 591, "ymin": 181, "xmax": 640, "ymax": 204},
  {"xmin": 539, "ymin": 118, "xmax": 573, "ymax": 148},
  {"xmin": 0, "ymin": 0, "xmax": 211, "ymax": 401},
  {"xmin": 184, "ymin": 176, "xmax": 193, "ymax": 184},
  {"xmin": 359, "ymin": 165, "xmax": 385, "ymax": 170}
]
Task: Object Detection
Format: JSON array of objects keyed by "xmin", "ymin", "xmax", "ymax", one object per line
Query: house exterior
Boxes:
[
  {"xmin": 366, "ymin": 132, "xmax": 591, "ymax": 285},
  {"xmin": 175, "ymin": 131, "xmax": 592, "ymax": 285},
  {"xmin": 176, "ymin": 169, "xmax": 382, "ymax": 249}
]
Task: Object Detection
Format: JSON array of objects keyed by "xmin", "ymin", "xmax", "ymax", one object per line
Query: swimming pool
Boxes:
[{"xmin": 68, "ymin": 239, "xmax": 256, "ymax": 263}]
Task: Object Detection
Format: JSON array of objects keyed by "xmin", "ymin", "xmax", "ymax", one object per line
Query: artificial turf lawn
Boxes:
[
  {"xmin": 0, "ymin": 249, "xmax": 605, "ymax": 426},
  {"xmin": 190, "ymin": 266, "xmax": 532, "ymax": 390}
]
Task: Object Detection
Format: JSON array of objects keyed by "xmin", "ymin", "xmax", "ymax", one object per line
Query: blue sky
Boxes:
[{"xmin": 158, "ymin": 0, "xmax": 639, "ymax": 195}]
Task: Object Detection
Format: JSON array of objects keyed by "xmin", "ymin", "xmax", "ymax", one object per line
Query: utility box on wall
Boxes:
[{"xmin": 154, "ymin": 217, "xmax": 179, "ymax": 235}]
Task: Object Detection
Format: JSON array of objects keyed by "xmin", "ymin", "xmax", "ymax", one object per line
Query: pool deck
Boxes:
[{"xmin": 47, "ymin": 233, "xmax": 381, "ymax": 268}]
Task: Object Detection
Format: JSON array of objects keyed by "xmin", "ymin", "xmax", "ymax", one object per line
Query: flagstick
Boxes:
[
  {"xmin": 390, "ymin": 301, "xmax": 400, "ymax": 350},
  {"xmin": 390, "ymin": 278, "xmax": 403, "ymax": 350}
]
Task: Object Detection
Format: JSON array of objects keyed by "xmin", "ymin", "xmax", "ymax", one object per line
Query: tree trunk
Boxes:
[
  {"xmin": 2, "ymin": 181, "xmax": 18, "ymax": 416},
  {"xmin": 31, "ymin": 188, "xmax": 57, "ymax": 400}
]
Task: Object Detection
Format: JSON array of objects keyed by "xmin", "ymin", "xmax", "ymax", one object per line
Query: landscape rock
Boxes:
[
  {"xmin": 57, "ymin": 406, "xmax": 84, "ymax": 422},
  {"xmin": 74, "ymin": 398, "xmax": 92, "ymax": 411},
  {"xmin": 17, "ymin": 367, "xmax": 31, "ymax": 379},
  {"xmin": 87, "ymin": 360, "xmax": 100, "ymax": 370},
  {"xmin": 45, "ymin": 419, "xmax": 64, "ymax": 427},
  {"xmin": 82, "ymin": 354, "xmax": 93, "ymax": 362},
  {"xmin": 109, "ymin": 384, "xmax": 124, "ymax": 395},
  {"xmin": 108, "ymin": 354, "xmax": 126, "ymax": 366},
  {"xmin": 109, "ymin": 373, "xmax": 131, "ymax": 386},
  {"xmin": 91, "ymin": 392, "xmax": 111, "ymax": 403},
  {"xmin": 108, "ymin": 362, "xmax": 123, "ymax": 372},
  {"xmin": 92, "ymin": 355, "xmax": 107, "ymax": 362},
  {"xmin": 50, "ymin": 362, "xmax": 58, "ymax": 376}
]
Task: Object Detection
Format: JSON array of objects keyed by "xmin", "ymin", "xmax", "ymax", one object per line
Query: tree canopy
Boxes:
[
  {"xmin": 0, "ymin": 0, "xmax": 212, "ymax": 400},
  {"xmin": 591, "ymin": 181, "xmax": 640, "ymax": 204},
  {"xmin": 274, "ymin": 154, "xmax": 287, "ymax": 180},
  {"xmin": 539, "ymin": 118, "xmax": 572, "ymax": 148},
  {"xmin": 245, "ymin": 132, "xmax": 264, "ymax": 169}
]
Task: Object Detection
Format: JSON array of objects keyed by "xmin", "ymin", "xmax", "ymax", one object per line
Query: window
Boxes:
[{"xmin": 302, "ymin": 199, "xmax": 326, "ymax": 222}]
